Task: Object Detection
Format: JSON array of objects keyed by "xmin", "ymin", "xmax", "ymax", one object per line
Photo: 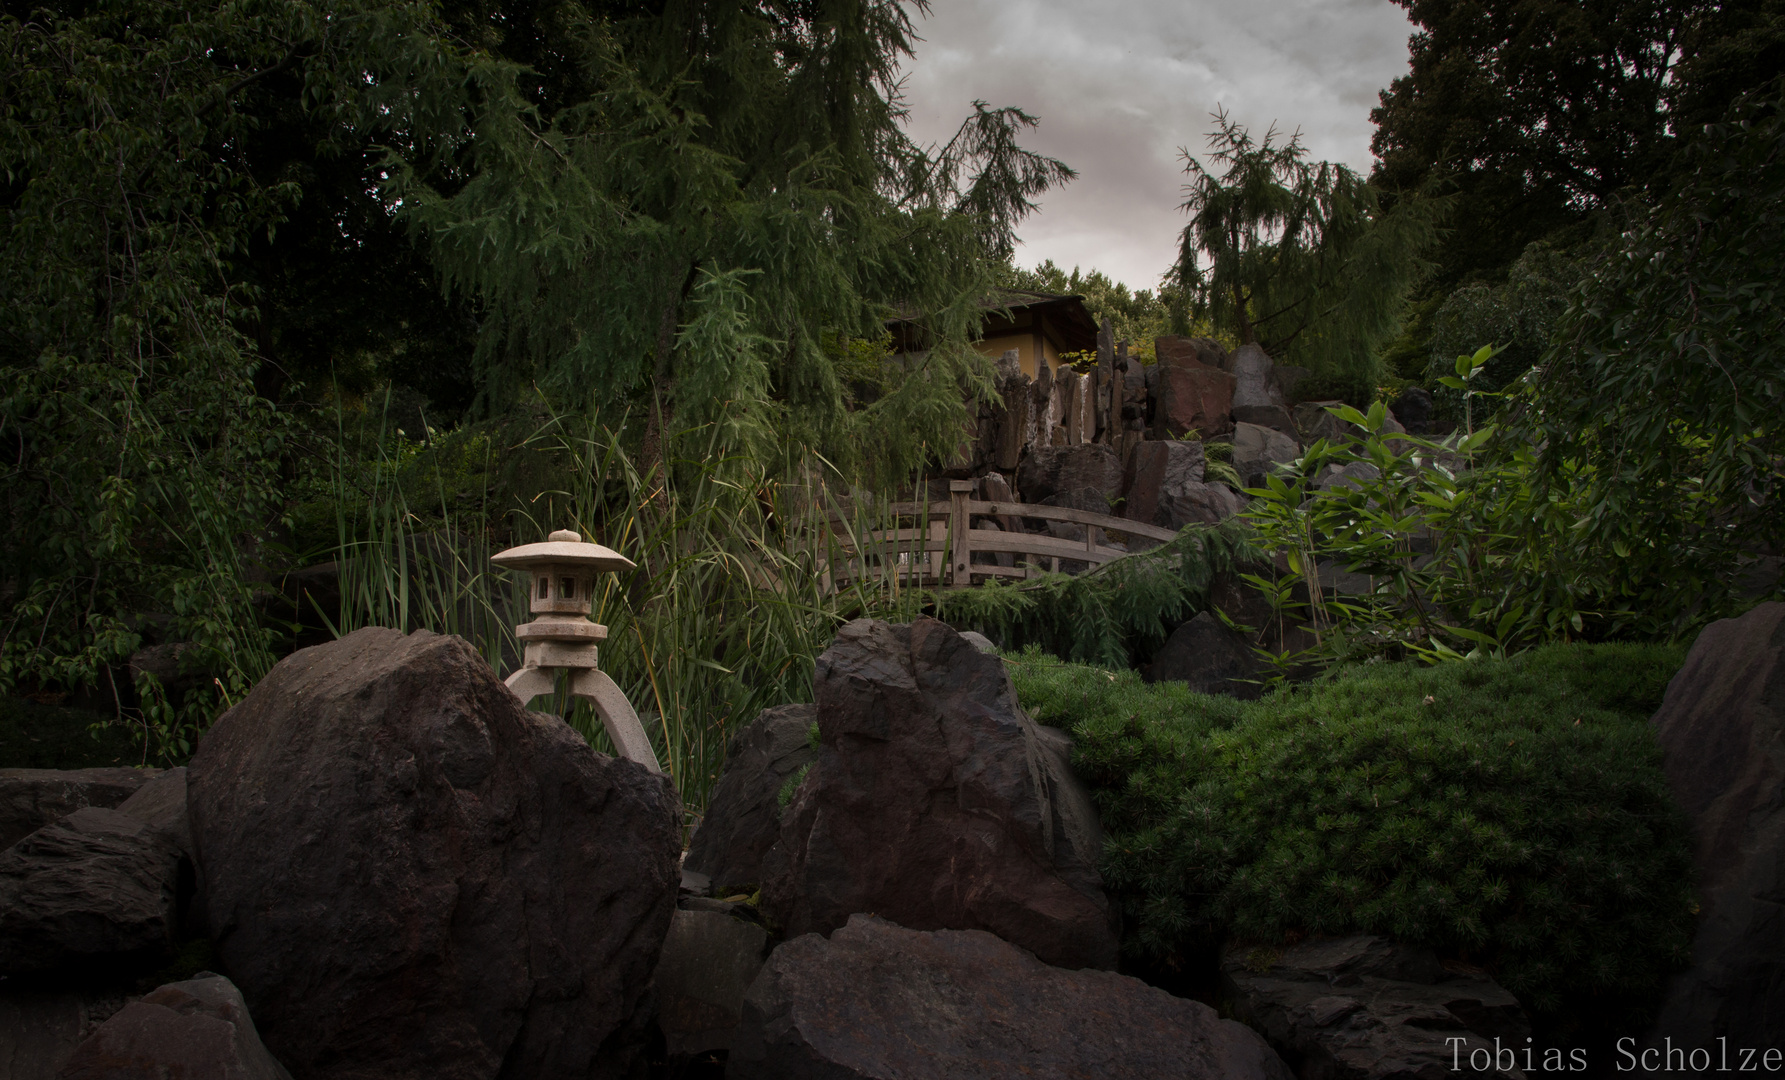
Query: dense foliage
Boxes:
[
  {"xmin": 1371, "ymin": 0, "xmax": 1690, "ymax": 286},
  {"xmin": 1012, "ymin": 644, "xmax": 1696, "ymax": 1020},
  {"xmin": 0, "ymin": 0, "xmax": 1068, "ymax": 734},
  {"xmin": 1001, "ymin": 259, "xmax": 1180, "ymax": 357},
  {"xmin": 1510, "ymin": 92, "xmax": 1785, "ymax": 626},
  {"xmin": 1169, "ymin": 110, "xmax": 1439, "ymax": 387},
  {"xmin": 932, "ymin": 519, "xmax": 1260, "ymax": 669}
]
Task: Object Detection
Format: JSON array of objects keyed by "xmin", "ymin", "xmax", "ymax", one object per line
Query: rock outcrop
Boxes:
[
  {"xmin": 1646, "ymin": 601, "xmax": 1785, "ymax": 1057},
  {"xmin": 1221, "ymin": 935, "xmax": 1530, "ymax": 1080},
  {"xmin": 729, "ymin": 914, "xmax": 1293, "ymax": 1080},
  {"xmin": 0, "ymin": 807, "xmax": 182, "ymax": 977},
  {"xmin": 58, "ymin": 974, "xmax": 290, "ymax": 1080},
  {"xmin": 1148, "ymin": 611, "xmax": 1264, "ymax": 699},
  {"xmin": 0, "ymin": 989, "xmax": 130, "ymax": 1080},
  {"xmin": 761, "ymin": 618, "xmax": 1118, "ymax": 970},
  {"xmin": 1124, "ymin": 440, "xmax": 1244, "ymax": 531},
  {"xmin": 653, "ymin": 907, "xmax": 769, "ymax": 1057},
  {"xmin": 684, "ymin": 704, "xmax": 816, "ymax": 894},
  {"xmin": 1154, "ymin": 364, "xmax": 1236, "ymax": 440},
  {"xmin": 1232, "ymin": 421, "xmax": 1303, "ymax": 488},
  {"xmin": 1015, "ymin": 444, "xmax": 1123, "ymax": 506},
  {"xmin": 0, "ymin": 768, "xmax": 154, "ymax": 851},
  {"xmin": 187, "ymin": 626, "xmax": 680, "ymax": 1080}
]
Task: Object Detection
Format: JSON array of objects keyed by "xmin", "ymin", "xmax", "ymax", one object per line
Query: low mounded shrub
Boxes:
[{"xmin": 1010, "ymin": 643, "xmax": 1695, "ymax": 1019}]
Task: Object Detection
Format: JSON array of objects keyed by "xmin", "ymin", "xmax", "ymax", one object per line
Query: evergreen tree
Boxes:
[
  {"xmin": 398, "ymin": 0, "xmax": 1073, "ymax": 480},
  {"xmin": 1167, "ymin": 109, "xmax": 1438, "ymax": 384}
]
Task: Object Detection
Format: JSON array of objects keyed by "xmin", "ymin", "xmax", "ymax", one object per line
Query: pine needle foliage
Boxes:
[
  {"xmin": 1012, "ymin": 643, "xmax": 1695, "ymax": 1024},
  {"xmin": 1168, "ymin": 108, "xmax": 1441, "ymax": 385},
  {"xmin": 932, "ymin": 519, "xmax": 1261, "ymax": 669},
  {"xmin": 394, "ymin": 0, "xmax": 1075, "ymax": 486}
]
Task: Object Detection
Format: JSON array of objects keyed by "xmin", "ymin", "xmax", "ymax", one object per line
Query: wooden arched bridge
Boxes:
[{"xmin": 821, "ymin": 480, "xmax": 1180, "ymax": 592}]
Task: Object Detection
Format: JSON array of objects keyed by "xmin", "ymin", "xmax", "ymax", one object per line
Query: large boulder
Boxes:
[
  {"xmin": 1646, "ymin": 601, "xmax": 1785, "ymax": 1056},
  {"xmin": 1230, "ymin": 343, "xmax": 1286, "ymax": 410},
  {"xmin": 187, "ymin": 627, "xmax": 681, "ymax": 1080},
  {"xmin": 113, "ymin": 767, "xmax": 189, "ymax": 857},
  {"xmin": 654, "ymin": 908, "xmax": 769, "ymax": 1057},
  {"xmin": 1391, "ymin": 387, "xmax": 1435, "ymax": 434},
  {"xmin": 684, "ymin": 704, "xmax": 817, "ymax": 894},
  {"xmin": 1148, "ymin": 611, "xmax": 1263, "ymax": 699},
  {"xmin": 1232, "ymin": 421, "xmax": 1303, "ymax": 488},
  {"xmin": 1154, "ymin": 334, "xmax": 1228, "ymax": 370},
  {"xmin": 1294, "ymin": 400, "xmax": 1352, "ymax": 445},
  {"xmin": 1154, "ymin": 364, "xmax": 1236, "ymax": 440},
  {"xmin": 1015, "ymin": 444, "xmax": 1122, "ymax": 506},
  {"xmin": 1221, "ymin": 935, "xmax": 1530, "ymax": 1080},
  {"xmin": 1233, "ymin": 403, "xmax": 1299, "ymax": 438},
  {"xmin": 0, "ymin": 989, "xmax": 130, "ymax": 1080},
  {"xmin": 730, "ymin": 914, "xmax": 1292, "ymax": 1080},
  {"xmin": 1124, "ymin": 440, "xmax": 1244, "ymax": 532},
  {"xmin": 0, "ymin": 807, "xmax": 182, "ymax": 977},
  {"xmin": 761, "ymin": 618, "xmax": 1118, "ymax": 971},
  {"xmin": 58, "ymin": 974, "xmax": 290, "ymax": 1080},
  {"xmin": 0, "ymin": 768, "xmax": 155, "ymax": 852}
]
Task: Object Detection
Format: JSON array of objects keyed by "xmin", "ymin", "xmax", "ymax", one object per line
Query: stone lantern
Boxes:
[{"xmin": 491, "ymin": 528, "xmax": 661, "ymax": 773}]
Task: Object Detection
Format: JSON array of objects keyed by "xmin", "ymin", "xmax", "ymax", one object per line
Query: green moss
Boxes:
[
  {"xmin": 1011, "ymin": 643, "xmax": 1695, "ymax": 1024},
  {"xmin": 0, "ymin": 697, "xmax": 144, "ymax": 769}
]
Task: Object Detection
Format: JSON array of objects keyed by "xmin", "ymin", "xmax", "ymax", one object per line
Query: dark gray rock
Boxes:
[
  {"xmin": 1294, "ymin": 400, "xmax": 1353, "ymax": 446},
  {"xmin": 761, "ymin": 618, "xmax": 1118, "ymax": 971},
  {"xmin": 188, "ymin": 627, "xmax": 680, "ymax": 1080},
  {"xmin": 1230, "ymin": 344, "xmax": 1285, "ymax": 410},
  {"xmin": 0, "ymin": 989, "xmax": 130, "ymax": 1080},
  {"xmin": 1646, "ymin": 601, "xmax": 1785, "ymax": 1059},
  {"xmin": 685, "ymin": 704, "xmax": 818, "ymax": 894},
  {"xmin": 1221, "ymin": 936, "xmax": 1530, "ymax": 1080},
  {"xmin": 1233, "ymin": 403, "xmax": 1299, "ymax": 438},
  {"xmin": 1391, "ymin": 387, "xmax": 1434, "ymax": 433},
  {"xmin": 58, "ymin": 974, "xmax": 290, "ymax": 1080},
  {"xmin": 113, "ymin": 767, "xmax": 188, "ymax": 857},
  {"xmin": 0, "ymin": 769, "xmax": 154, "ymax": 852},
  {"xmin": 730, "ymin": 914, "xmax": 1292, "ymax": 1080},
  {"xmin": 0, "ymin": 807, "xmax": 181, "ymax": 977},
  {"xmin": 1015, "ymin": 444, "xmax": 1123, "ymax": 506},
  {"xmin": 1124, "ymin": 439, "xmax": 1246, "ymax": 536},
  {"xmin": 655, "ymin": 909, "xmax": 769, "ymax": 1056},
  {"xmin": 1233, "ymin": 420, "xmax": 1302, "ymax": 489},
  {"xmin": 1124, "ymin": 440, "xmax": 1203, "ymax": 520},
  {"xmin": 1318, "ymin": 462, "xmax": 1383, "ymax": 493},
  {"xmin": 958, "ymin": 631, "xmax": 999, "ymax": 655},
  {"xmin": 1148, "ymin": 612, "xmax": 1263, "ymax": 699}
]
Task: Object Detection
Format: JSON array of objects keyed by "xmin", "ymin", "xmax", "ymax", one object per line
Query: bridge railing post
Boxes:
[{"xmin": 948, "ymin": 480, "xmax": 973, "ymax": 586}]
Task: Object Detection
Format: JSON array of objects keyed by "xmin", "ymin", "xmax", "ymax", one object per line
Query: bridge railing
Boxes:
[{"xmin": 820, "ymin": 480, "xmax": 1180, "ymax": 591}]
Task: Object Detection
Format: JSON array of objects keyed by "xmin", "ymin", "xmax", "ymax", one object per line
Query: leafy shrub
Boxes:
[
  {"xmin": 1011, "ymin": 643, "xmax": 1696, "ymax": 1019},
  {"xmin": 933, "ymin": 518, "xmax": 1260, "ymax": 669}
]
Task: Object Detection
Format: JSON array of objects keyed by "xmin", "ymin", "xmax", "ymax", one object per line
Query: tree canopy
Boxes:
[
  {"xmin": 0, "ymin": 0, "xmax": 1071, "ymax": 699},
  {"xmin": 1168, "ymin": 109, "xmax": 1438, "ymax": 384}
]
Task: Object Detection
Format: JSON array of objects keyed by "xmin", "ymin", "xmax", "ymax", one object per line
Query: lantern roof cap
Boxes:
[{"xmin": 491, "ymin": 529, "xmax": 636, "ymax": 573}]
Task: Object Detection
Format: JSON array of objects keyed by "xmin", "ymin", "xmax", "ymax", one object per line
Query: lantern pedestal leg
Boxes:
[
  {"xmin": 505, "ymin": 666, "xmax": 558, "ymax": 706},
  {"xmin": 569, "ymin": 668, "xmax": 663, "ymax": 774},
  {"xmin": 504, "ymin": 665, "xmax": 663, "ymax": 775}
]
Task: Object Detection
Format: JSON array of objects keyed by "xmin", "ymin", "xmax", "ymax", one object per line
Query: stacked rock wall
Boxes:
[{"xmin": 950, "ymin": 332, "xmax": 1382, "ymax": 534}]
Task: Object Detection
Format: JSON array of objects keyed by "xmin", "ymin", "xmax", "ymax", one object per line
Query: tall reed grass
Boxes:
[{"xmin": 328, "ymin": 406, "xmax": 923, "ymax": 820}]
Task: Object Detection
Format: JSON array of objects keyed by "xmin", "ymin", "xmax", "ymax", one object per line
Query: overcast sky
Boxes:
[{"xmin": 895, "ymin": 0, "xmax": 1418, "ymax": 293}]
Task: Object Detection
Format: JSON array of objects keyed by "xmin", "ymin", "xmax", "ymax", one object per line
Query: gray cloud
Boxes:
[{"xmin": 896, "ymin": 0, "xmax": 1416, "ymax": 291}]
